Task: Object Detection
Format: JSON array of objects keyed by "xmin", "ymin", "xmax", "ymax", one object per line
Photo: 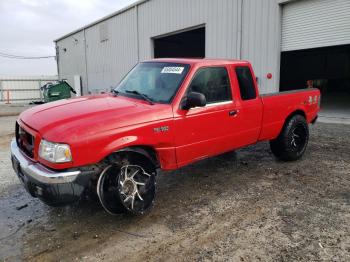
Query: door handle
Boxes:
[{"xmin": 229, "ymin": 110, "xmax": 238, "ymax": 117}]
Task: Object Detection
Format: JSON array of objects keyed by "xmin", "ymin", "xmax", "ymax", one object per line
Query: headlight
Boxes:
[{"xmin": 39, "ymin": 139, "xmax": 72, "ymax": 163}]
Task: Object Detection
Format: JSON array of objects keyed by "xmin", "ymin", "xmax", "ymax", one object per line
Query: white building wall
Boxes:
[
  {"xmin": 137, "ymin": 0, "xmax": 241, "ymax": 60},
  {"xmin": 55, "ymin": 0, "xmax": 282, "ymax": 95},
  {"xmin": 84, "ymin": 8, "xmax": 138, "ymax": 93},
  {"xmin": 56, "ymin": 31, "xmax": 86, "ymax": 92},
  {"xmin": 241, "ymin": 0, "xmax": 281, "ymax": 94}
]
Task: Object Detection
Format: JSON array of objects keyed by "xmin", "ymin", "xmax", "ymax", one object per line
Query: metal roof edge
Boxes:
[
  {"xmin": 278, "ymin": 0, "xmax": 300, "ymax": 4},
  {"xmin": 53, "ymin": 0, "xmax": 149, "ymax": 42}
]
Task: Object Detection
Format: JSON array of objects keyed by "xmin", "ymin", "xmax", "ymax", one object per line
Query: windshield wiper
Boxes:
[
  {"xmin": 111, "ymin": 89, "xmax": 119, "ymax": 96},
  {"xmin": 125, "ymin": 90, "xmax": 154, "ymax": 105}
]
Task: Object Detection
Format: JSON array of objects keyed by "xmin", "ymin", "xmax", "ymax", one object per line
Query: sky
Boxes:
[{"xmin": 0, "ymin": 0, "xmax": 136, "ymax": 76}]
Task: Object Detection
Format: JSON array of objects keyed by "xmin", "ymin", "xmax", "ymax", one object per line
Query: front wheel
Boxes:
[
  {"xmin": 97, "ymin": 155, "xmax": 157, "ymax": 215},
  {"xmin": 270, "ymin": 114, "xmax": 309, "ymax": 161}
]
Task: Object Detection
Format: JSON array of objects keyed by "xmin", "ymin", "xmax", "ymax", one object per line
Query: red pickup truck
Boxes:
[{"xmin": 11, "ymin": 59, "xmax": 320, "ymax": 215}]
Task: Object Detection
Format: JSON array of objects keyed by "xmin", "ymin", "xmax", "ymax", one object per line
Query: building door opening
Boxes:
[
  {"xmin": 153, "ymin": 27, "xmax": 205, "ymax": 59},
  {"xmin": 280, "ymin": 44, "xmax": 350, "ymax": 120}
]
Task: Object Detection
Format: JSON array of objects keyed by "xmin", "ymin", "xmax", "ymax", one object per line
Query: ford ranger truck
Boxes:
[{"xmin": 11, "ymin": 59, "xmax": 320, "ymax": 215}]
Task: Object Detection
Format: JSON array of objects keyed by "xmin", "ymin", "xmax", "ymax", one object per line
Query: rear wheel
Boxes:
[
  {"xmin": 97, "ymin": 154, "xmax": 157, "ymax": 215},
  {"xmin": 270, "ymin": 114, "xmax": 309, "ymax": 161}
]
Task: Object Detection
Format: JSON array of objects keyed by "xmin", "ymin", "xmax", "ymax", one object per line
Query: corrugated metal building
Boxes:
[{"xmin": 54, "ymin": 0, "xmax": 350, "ymax": 105}]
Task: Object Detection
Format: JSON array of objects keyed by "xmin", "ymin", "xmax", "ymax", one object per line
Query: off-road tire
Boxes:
[
  {"xmin": 270, "ymin": 114, "xmax": 309, "ymax": 161},
  {"xmin": 97, "ymin": 153, "xmax": 157, "ymax": 215}
]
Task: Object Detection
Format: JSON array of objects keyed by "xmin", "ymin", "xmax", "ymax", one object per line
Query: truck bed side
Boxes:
[{"xmin": 258, "ymin": 88, "xmax": 320, "ymax": 141}]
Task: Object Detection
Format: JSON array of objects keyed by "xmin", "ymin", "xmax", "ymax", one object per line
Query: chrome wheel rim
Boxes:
[
  {"xmin": 118, "ymin": 165, "xmax": 151, "ymax": 211},
  {"xmin": 97, "ymin": 164, "xmax": 123, "ymax": 215},
  {"xmin": 290, "ymin": 124, "xmax": 307, "ymax": 152},
  {"xmin": 97, "ymin": 164, "xmax": 155, "ymax": 215}
]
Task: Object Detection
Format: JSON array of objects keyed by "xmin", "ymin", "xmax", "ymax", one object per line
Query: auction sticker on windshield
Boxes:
[{"xmin": 161, "ymin": 67, "xmax": 185, "ymax": 74}]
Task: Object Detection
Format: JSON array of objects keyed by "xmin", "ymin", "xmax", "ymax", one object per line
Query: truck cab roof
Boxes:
[{"xmin": 144, "ymin": 58, "xmax": 250, "ymax": 67}]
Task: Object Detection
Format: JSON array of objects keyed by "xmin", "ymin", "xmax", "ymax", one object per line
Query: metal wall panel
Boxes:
[
  {"xmin": 241, "ymin": 0, "xmax": 282, "ymax": 94},
  {"xmin": 137, "ymin": 0, "xmax": 241, "ymax": 60},
  {"xmin": 282, "ymin": 0, "xmax": 350, "ymax": 51},
  {"xmin": 56, "ymin": 0, "xmax": 283, "ymax": 95},
  {"xmin": 56, "ymin": 31, "xmax": 87, "ymax": 92},
  {"xmin": 84, "ymin": 8, "xmax": 138, "ymax": 93}
]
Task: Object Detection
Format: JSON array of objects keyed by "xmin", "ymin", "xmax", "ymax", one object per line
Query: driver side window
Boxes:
[{"xmin": 188, "ymin": 67, "xmax": 232, "ymax": 104}]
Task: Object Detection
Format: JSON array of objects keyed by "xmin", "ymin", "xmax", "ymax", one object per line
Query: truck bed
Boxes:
[{"xmin": 259, "ymin": 88, "xmax": 320, "ymax": 141}]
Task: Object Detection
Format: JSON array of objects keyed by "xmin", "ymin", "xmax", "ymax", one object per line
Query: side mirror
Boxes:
[{"xmin": 181, "ymin": 92, "xmax": 206, "ymax": 110}]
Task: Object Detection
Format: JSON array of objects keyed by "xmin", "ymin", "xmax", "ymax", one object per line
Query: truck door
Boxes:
[
  {"xmin": 173, "ymin": 66, "xmax": 239, "ymax": 167},
  {"xmin": 231, "ymin": 66, "xmax": 263, "ymax": 147}
]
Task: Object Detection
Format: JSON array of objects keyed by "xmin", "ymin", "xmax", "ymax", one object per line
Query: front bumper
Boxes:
[{"xmin": 10, "ymin": 139, "xmax": 91, "ymax": 206}]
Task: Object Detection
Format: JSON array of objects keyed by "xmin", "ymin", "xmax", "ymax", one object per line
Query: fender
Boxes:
[
  {"xmin": 117, "ymin": 146, "xmax": 160, "ymax": 168},
  {"xmin": 99, "ymin": 135, "xmax": 154, "ymax": 163},
  {"xmin": 97, "ymin": 121, "xmax": 176, "ymax": 169},
  {"xmin": 274, "ymin": 106, "xmax": 307, "ymax": 137},
  {"xmin": 259, "ymin": 105, "xmax": 307, "ymax": 141}
]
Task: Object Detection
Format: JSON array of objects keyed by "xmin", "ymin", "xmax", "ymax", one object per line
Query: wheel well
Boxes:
[
  {"xmin": 108, "ymin": 146, "xmax": 160, "ymax": 169},
  {"xmin": 275, "ymin": 110, "xmax": 307, "ymax": 139},
  {"xmin": 285, "ymin": 110, "xmax": 306, "ymax": 123}
]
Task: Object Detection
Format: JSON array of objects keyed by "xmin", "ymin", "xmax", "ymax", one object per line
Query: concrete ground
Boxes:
[
  {"xmin": 319, "ymin": 93, "xmax": 350, "ymax": 124},
  {"xmin": 0, "ymin": 114, "xmax": 350, "ymax": 261},
  {"xmin": 0, "ymin": 116, "xmax": 18, "ymax": 194},
  {"xmin": 0, "ymin": 103, "xmax": 34, "ymax": 117}
]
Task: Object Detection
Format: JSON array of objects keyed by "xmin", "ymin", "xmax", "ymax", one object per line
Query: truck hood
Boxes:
[{"xmin": 20, "ymin": 94, "xmax": 173, "ymax": 142}]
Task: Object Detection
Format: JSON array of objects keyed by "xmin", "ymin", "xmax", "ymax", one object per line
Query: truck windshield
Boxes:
[{"xmin": 115, "ymin": 62, "xmax": 190, "ymax": 104}]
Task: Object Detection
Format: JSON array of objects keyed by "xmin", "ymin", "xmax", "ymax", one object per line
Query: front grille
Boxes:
[{"xmin": 16, "ymin": 122, "xmax": 35, "ymax": 158}]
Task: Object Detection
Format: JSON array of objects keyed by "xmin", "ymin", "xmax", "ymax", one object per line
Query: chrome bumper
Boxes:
[{"xmin": 10, "ymin": 139, "xmax": 80, "ymax": 184}]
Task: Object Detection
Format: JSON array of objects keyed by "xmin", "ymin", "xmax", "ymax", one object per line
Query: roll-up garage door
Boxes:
[{"xmin": 282, "ymin": 0, "xmax": 350, "ymax": 52}]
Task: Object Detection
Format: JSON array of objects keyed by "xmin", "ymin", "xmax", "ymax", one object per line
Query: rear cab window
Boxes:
[
  {"xmin": 235, "ymin": 67, "xmax": 257, "ymax": 100},
  {"xmin": 187, "ymin": 67, "xmax": 232, "ymax": 104}
]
